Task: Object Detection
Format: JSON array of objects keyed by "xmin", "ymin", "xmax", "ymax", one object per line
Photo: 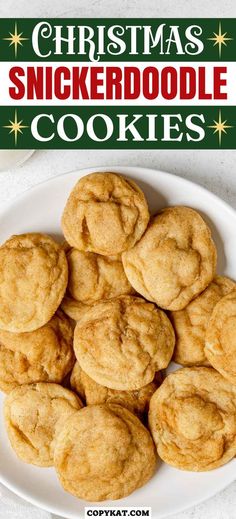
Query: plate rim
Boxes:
[
  {"xmin": 0, "ymin": 165, "xmax": 235, "ymax": 519},
  {"xmin": 0, "ymin": 465, "xmax": 234, "ymax": 519},
  {"xmin": 0, "ymin": 165, "xmax": 235, "ymax": 219}
]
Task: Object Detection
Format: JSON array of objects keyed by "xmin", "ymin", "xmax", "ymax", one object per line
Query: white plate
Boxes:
[{"xmin": 0, "ymin": 166, "xmax": 235, "ymax": 519}]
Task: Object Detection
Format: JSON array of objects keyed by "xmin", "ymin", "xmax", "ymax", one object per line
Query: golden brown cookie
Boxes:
[
  {"xmin": 0, "ymin": 233, "xmax": 68, "ymax": 332},
  {"xmin": 67, "ymin": 249, "xmax": 134, "ymax": 303},
  {"xmin": 74, "ymin": 295, "xmax": 175, "ymax": 390},
  {"xmin": 61, "ymin": 240, "xmax": 71, "ymax": 253},
  {"xmin": 70, "ymin": 362, "xmax": 163, "ymax": 417},
  {"xmin": 61, "ymin": 296, "xmax": 89, "ymax": 322},
  {"xmin": 205, "ymin": 290, "xmax": 236, "ymax": 384},
  {"xmin": 54, "ymin": 404, "xmax": 156, "ymax": 501},
  {"xmin": 149, "ymin": 367, "xmax": 236, "ymax": 471},
  {"xmin": 171, "ymin": 276, "xmax": 236, "ymax": 366},
  {"xmin": 122, "ymin": 207, "xmax": 217, "ymax": 311},
  {"xmin": 4, "ymin": 383, "xmax": 83, "ymax": 467},
  {"xmin": 0, "ymin": 310, "xmax": 75, "ymax": 393},
  {"xmin": 62, "ymin": 172, "xmax": 149, "ymax": 255}
]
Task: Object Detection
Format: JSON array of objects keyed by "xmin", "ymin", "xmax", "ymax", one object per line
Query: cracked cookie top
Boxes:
[
  {"xmin": 70, "ymin": 362, "xmax": 163, "ymax": 418},
  {"xmin": 73, "ymin": 295, "xmax": 175, "ymax": 390},
  {"xmin": 171, "ymin": 276, "xmax": 236, "ymax": 366},
  {"xmin": 0, "ymin": 233, "xmax": 68, "ymax": 332},
  {"xmin": 149, "ymin": 367, "xmax": 236, "ymax": 471},
  {"xmin": 54, "ymin": 404, "xmax": 157, "ymax": 501},
  {"xmin": 0, "ymin": 310, "xmax": 75, "ymax": 393},
  {"xmin": 62, "ymin": 172, "xmax": 149, "ymax": 255},
  {"xmin": 122, "ymin": 207, "xmax": 217, "ymax": 311},
  {"xmin": 67, "ymin": 249, "xmax": 134, "ymax": 304},
  {"xmin": 4, "ymin": 383, "xmax": 83, "ymax": 467},
  {"xmin": 205, "ymin": 290, "xmax": 236, "ymax": 384}
]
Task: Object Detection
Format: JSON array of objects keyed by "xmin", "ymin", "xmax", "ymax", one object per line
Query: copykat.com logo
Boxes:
[{"xmin": 85, "ymin": 507, "xmax": 151, "ymax": 517}]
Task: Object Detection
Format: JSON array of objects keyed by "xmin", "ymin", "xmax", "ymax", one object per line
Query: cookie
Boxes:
[
  {"xmin": 62, "ymin": 172, "xmax": 149, "ymax": 255},
  {"xmin": 70, "ymin": 362, "xmax": 163, "ymax": 418},
  {"xmin": 122, "ymin": 207, "xmax": 217, "ymax": 311},
  {"xmin": 149, "ymin": 367, "xmax": 236, "ymax": 471},
  {"xmin": 67, "ymin": 249, "xmax": 134, "ymax": 304},
  {"xmin": 4, "ymin": 383, "xmax": 83, "ymax": 467},
  {"xmin": 74, "ymin": 295, "xmax": 175, "ymax": 390},
  {"xmin": 54, "ymin": 404, "xmax": 157, "ymax": 501},
  {"xmin": 61, "ymin": 296, "xmax": 89, "ymax": 322},
  {"xmin": 171, "ymin": 276, "xmax": 236, "ymax": 366},
  {"xmin": 0, "ymin": 233, "xmax": 68, "ymax": 332},
  {"xmin": 0, "ymin": 310, "xmax": 75, "ymax": 393},
  {"xmin": 205, "ymin": 290, "xmax": 236, "ymax": 384}
]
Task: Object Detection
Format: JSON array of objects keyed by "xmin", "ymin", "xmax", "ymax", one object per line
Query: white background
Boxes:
[
  {"xmin": 0, "ymin": 1, "xmax": 235, "ymax": 519},
  {"xmin": 0, "ymin": 62, "xmax": 235, "ymax": 106}
]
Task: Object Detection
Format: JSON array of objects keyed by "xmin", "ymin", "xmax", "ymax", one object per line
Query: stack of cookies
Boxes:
[{"xmin": 0, "ymin": 172, "xmax": 235, "ymax": 502}]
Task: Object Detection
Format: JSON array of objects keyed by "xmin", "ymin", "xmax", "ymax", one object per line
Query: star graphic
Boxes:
[
  {"xmin": 208, "ymin": 22, "xmax": 233, "ymax": 58},
  {"xmin": 3, "ymin": 110, "xmax": 28, "ymax": 145},
  {"xmin": 207, "ymin": 110, "xmax": 233, "ymax": 146},
  {"xmin": 3, "ymin": 22, "xmax": 28, "ymax": 57}
]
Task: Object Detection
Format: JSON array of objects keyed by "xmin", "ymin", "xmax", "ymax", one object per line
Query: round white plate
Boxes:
[{"xmin": 0, "ymin": 166, "xmax": 235, "ymax": 519}]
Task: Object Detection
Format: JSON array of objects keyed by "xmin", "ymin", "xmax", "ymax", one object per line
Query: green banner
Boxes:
[
  {"xmin": 0, "ymin": 106, "xmax": 235, "ymax": 149},
  {"xmin": 0, "ymin": 18, "xmax": 235, "ymax": 62}
]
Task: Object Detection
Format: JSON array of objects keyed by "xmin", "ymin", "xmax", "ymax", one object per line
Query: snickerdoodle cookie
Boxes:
[
  {"xmin": 54, "ymin": 404, "xmax": 156, "ymax": 501},
  {"xmin": 4, "ymin": 383, "xmax": 83, "ymax": 467},
  {"xmin": 149, "ymin": 367, "xmax": 236, "ymax": 471},
  {"xmin": 70, "ymin": 362, "xmax": 163, "ymax": 418},
  {"xmin": 74, "ymin": 295, "xmax": 175, "ymax": 390},
  {"xmin": 0, "ymin": 311, "xmax": 75, "ymax": 393},
  {"xmin": 205, "ymin": 290, "xmax": 236, "ymax": 384},
  {"xmin": 171, "ymin": 276, "xmax": 236, "ymax": 366},
  {"xmin": 67, "ymin": 249, "xmax": 134, "ymax": 303},
  {"xmin": 62, "ymin": 172, "xmax": 149, "ymax": 255},
  {"xmin": 122, "ymin": 207, "xmax": 217, "ymax": 311},
  {"xmin": 0, "ymin": 233, "xmax": 68, "ymax": 332},
  {"xmin": 61, "ymin": 296, "xmax": 89, "ymax": 322}
]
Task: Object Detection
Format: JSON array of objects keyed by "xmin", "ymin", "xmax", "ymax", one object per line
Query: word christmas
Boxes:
[{"xmin": 32, "ymin": 22, "xmax": 205, "ymax": 61}]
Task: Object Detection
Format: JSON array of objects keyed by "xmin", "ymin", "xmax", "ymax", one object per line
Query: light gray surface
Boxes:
[
  {"xmin": 0, "ymin": 149, "xmax": 236, "ymax": 210},
  {"xmin": 0, "ymin": 0, "xmax": 235, "ymax": 518}
]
